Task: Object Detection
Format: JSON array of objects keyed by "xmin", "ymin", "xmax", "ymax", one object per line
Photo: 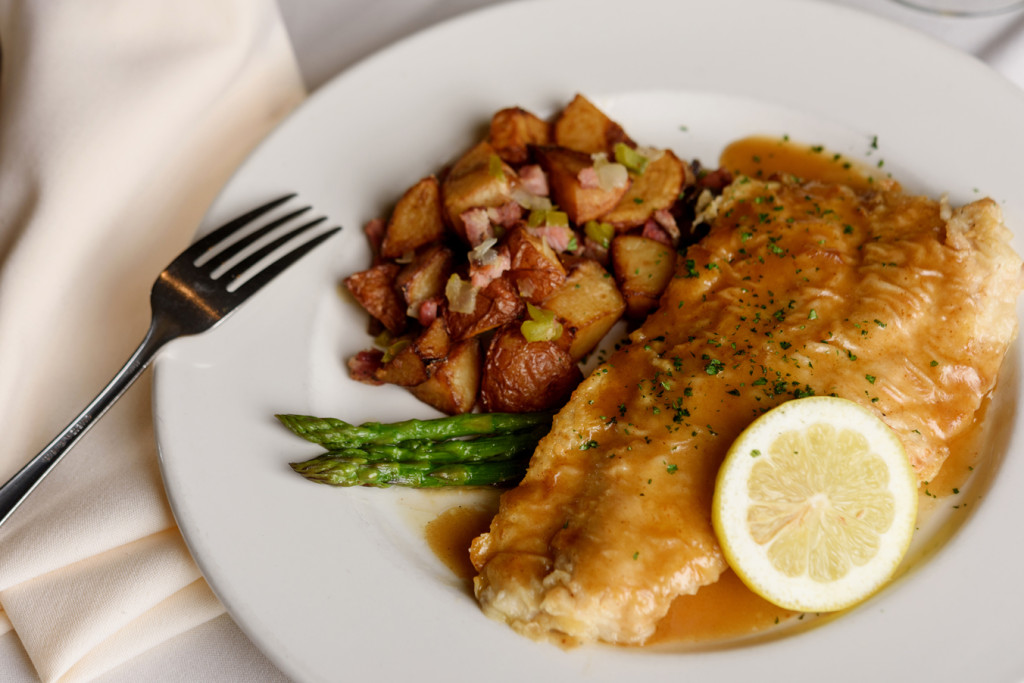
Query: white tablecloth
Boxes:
[{"xmin": 0, "ymin": 0, "xmax": 1020, "ymax": 680}]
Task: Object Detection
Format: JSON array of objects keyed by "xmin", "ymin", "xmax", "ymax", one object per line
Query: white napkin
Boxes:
[{"xmin": 0, "ymin": 1, "xmax": 305, "ymax": 681}]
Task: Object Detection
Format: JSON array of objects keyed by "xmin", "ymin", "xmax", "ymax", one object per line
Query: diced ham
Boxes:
[
  {"xmin": 653, "ymin": 208, "xmax": 681, "ymax": 243},
  {"xmin": 641, "ymin": 210, "xmax": 681, "ymax": 247},
  {"xmin": 364, "ymin": 218, "xmax": 385, "ymax": 258},
  {"xmin": 461, "ymin": 208, "xmax": 494, "ymax": 247},
  {"xmin": 470, "ymin": 246, "xmax": 511, "ymax": 288},
  {"xmin": 487, "ymin": 201, "xmax": 524, "ymax": 228},
  {"xmin": 641, "ymin": 219, "xmax": 673, "ymax": 246},
  {"xmin": 518, "ymin": 164, "xmax": 549, "ymax": 196},
  {"xmin": 528, "ymin": 224, "xmax": 576, "ymax": 253},
  {"xmin": 347, "ymin": 349, "xmax": 385, "ymax": 385},
  {"xmin": 415, "ymin": 297, "xmax": 442, "ymax": 326},
  {"xmin": 577, "ymin": 166, "xmax": 600, "ymax": 189}
]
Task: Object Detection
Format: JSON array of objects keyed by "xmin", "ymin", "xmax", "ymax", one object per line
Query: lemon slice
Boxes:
[{"xmin": 712, "ymin": 396, "xmax": 918, "ymax": 613}]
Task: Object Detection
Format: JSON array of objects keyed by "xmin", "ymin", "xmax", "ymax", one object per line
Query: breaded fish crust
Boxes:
[{"xmin": 470, "ymin": 176, "xmax": 1023, "ymax": 645}]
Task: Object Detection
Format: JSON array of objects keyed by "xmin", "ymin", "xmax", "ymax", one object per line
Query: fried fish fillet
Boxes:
[{"xmin": 470, "ymin": 175, "xmax": 1023, "ymax": 645}]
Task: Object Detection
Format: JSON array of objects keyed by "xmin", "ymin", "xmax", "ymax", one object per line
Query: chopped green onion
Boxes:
[
  {"xmin": 521, "ymin": 303, "xmax": 563, "ymax": 342},
  {"xmin": 527, "ymin": 208, "xmax": 569, "ymax": 228},
  {"xmin": 488, "ymin": 154, "xmax": 506, "ymax": 180},
  {"xmin": 584, "ymin": 220, "xmax": 615, "ymax": 248},
  {"xmin": 546, "ymin": 210, "xmax": 569, "ymax": 227},
  {"xmin": 381, "ymin": 339, "xmax": 410, "ymax": 363},
  {"xmin": 614, "ymin": 142, "xmax": 649, "ymax": 174},
  {"xmin": 374, "ymin": 329, "xmax": 395, "ymax": 348}
]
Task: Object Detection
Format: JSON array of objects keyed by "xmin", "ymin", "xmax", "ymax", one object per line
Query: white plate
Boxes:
[{"xmin": 153, "ymin": 1, "xmax": 1024, "ymax": 681}]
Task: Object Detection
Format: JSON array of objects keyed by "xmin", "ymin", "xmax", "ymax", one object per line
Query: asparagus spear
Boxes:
[
  {"xmin": 276, "ymin": 411, "xmax": 553, "ymax": 449},
  {"xmin": 290, "ymin": 455, "xmax": 527, "ymax": 488},
  {"xmin": 321, "ymin": 425, "xmax": 548, "ymax": 464}
]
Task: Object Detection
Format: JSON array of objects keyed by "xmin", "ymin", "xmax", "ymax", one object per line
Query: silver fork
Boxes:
[{"xmin": 0, "ymin": 194, "xmax": 340, "ymax": 527}]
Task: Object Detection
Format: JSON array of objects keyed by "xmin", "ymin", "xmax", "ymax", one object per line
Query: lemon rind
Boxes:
[{"xmin": 711, "ymin": 396, "xmax": 919, "ymax": 613}]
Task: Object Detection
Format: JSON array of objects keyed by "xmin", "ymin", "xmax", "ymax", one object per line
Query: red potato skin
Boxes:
[
  {"xmin": 344, "ymin": 263, "xmax": 407, "ymax": 335},
  {"xmin": 445, "ymin": 275, "xmax": 525, "ymax": 341},
  {"xmin": 480, "ymin": 325, "xmax": 582, "ymax": 413},
  {"xmin": 505, "ymin": 226, "xmax": 567, "ymax": 303}
]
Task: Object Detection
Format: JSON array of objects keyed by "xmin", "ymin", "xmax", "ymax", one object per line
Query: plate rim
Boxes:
[{"xmin": 153, "ymin": 1, "xmax": 1024, "ymax": 681}]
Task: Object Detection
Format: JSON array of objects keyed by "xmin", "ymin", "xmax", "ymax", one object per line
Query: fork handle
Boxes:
[{"xmin": 0, "ymin": 317, "xmax": 175, "ymax": 528}]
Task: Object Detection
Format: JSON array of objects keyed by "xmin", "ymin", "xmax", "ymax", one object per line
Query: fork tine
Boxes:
[
  {"xmin": 199, "ymin": 206, "xmax": 312, "ymax": 271},
  {"xmin": 183, "ymin": 194, "xmax": 298, "ymax": 263},
  {"xmin": 229, "ymin": 226, "xmax": 341, "ymax": 301},
  {"xmin": 220, "ymin": 216, "xmax": 327, "ymax": 284}
]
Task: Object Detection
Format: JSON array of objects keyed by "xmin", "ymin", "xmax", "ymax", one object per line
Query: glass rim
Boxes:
[{"xmin": 890, "ymin": 0, "xmax": 1024, "ymax": 17}]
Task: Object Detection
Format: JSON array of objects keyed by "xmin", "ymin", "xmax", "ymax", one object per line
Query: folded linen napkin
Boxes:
[{"xmin": 0, "ymin": 1, "xmax": 305, "ymax": 680}]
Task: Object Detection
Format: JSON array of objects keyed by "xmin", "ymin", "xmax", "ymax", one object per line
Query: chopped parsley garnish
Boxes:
[{"xmin": 704, "ymin": 356, "xmax": 725, "ymax": 375}]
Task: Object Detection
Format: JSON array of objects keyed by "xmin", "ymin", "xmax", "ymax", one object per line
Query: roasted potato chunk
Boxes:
[
  {"xmin": 344, "ymin": 263, "xmax": 406, "ymax": 334},
  {"xmin": 603, "ymin": 150, "xmax": 688, "ymax": 229},
  {"xmin": 533, "ymin": 145, "xmax": 629, "ymax": 224},
  {"xmin": 489, "ymin": 107, "xmax": 551, "ymax": 164},
  {"xmin": 542, "ymin": 259, "xmax": 625, "ymax": 361},
  {"xmin": 396, "ymin": 244, "xmax": 453, "ymax": 314},
  {"xmin": 373, "ymin": 343, "xmax": 428, "ymax": 387},
  {"xmin": 346, "ymin": 94, "xmax": 719, "ymax": 415},
  {"xmin": 413, "ymin": 316, "xmax": 451, "ymax": 361},
  {"xmin": 611, "ymin": 235, "xmax": 677, "ymax": 319},
  {"xmin": 505, "ymin": 226, "xmax": 567, "ymax": 302},
  {"xmin": 410, "ymin": 338, "xmax": 480, "ymax": 414},
  {"xmin": 380, "ymin": 176, "xmax": 446, "ymax": 259},
  {"xmin": 480, "ymin": 324, "xmax": 581, "ymax": 413},
  {"xmin": 445, "ymin": 275, "xmax": 524, "ymax": 341},
  {"xmin": 553, "ymin": 93, "xmax": 633, "ymax": 155},
  {"xmin": 347, "ymin": 349, "xmax": 384, "ymax": 385},
  {"xmin": 442, "ymin": 141, "xmax": 516, "ymax": 242}
]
